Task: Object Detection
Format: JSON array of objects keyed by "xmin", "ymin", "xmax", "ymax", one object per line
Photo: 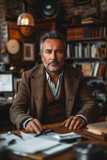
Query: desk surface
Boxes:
[
  {"xmin": 0, "ymin": 100, "xmax": 13, "ymax": 107},
  {"xmin": 2, "ymin": 117, "xmax": 107, "ymax": 160}
]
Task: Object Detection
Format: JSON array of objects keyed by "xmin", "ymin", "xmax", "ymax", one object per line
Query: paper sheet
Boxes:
[
  {"xmin": 43, "ymin": 142, "xmax": 78, "ymax": 155},
  {"xmin": 0, "ymin": 132, "xmax": 22, "ymax": 149},
  {"xmin": 20, "ymin": 131, "xmax": 37, "ymax": 140},
  {"xmin": 51, "ymin": 132, "xmax": 82, "ymax": 140},
  {"xmin": 7, "ymin": 137, "xmax": 60, "ymax": 154}
]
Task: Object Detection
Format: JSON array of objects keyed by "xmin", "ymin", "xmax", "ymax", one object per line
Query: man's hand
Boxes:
[
  {"xmin": 62, "ymin": 116, "xmax": 86, "ymax": 130},
  {"xmin": 25, "ymin": 118, "xmax": 46, "ymax": 134}
]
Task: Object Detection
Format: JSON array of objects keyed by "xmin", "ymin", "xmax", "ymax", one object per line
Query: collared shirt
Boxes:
[{"xmin": 46, "ymin": 71, "xmax": 63, "ymax": 99}]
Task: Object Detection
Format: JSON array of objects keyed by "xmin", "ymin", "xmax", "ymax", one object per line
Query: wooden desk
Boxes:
[{"xmin": 2, "ymin": 120, "xmax": 107, "ymax": 160}]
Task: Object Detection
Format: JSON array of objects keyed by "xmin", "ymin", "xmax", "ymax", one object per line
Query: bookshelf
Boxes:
[
  {"xmin": 65, "ymin": 58, "xmax": 106, "ymax": 78},
  {"xmin": 65, "ymin": 21, "xmax": 107, "ymax": 115},
  {"xmin": 66, "ymin": 21, "xmax": 107, "ymax": 41},
  {"xmin": 67, "ymin": 41, "xmax": 106, "ymax": 58}
]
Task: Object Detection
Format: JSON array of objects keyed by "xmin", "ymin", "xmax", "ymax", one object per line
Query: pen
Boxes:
[
  {"xmin": 35, "ymin": 129, "xmax": 53, "ymax": 137},
  {"xmin": 43, "ymin": 129, "xmax": 53, "ymax": 134}
]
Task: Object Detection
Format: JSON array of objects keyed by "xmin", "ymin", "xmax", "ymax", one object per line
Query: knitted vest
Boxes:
[{"xmin": 43, "ymin": 80, "xmax": 66, "ymax": 124}]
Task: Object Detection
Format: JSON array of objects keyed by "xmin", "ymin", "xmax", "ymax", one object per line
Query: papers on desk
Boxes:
[
  {"xmin": 7, "ymin": 137, "xmax": 60, "ymax": 154},
  {"xmin": 52, "ymin": 132, "xmax": 82, "ymax": 140},
  {"xmin": 0, "ymin": 131, "xmax": 82, "ymax": 156},
  {"xmin": 43, "ymin": 141, "xmax": 77, "ymax": 155},
  {"xmin": 20, "ymin": 131, "xmax": 37, "ymax": 140},
  {"xmin": 0, "ymin": 131, "xmax": 22, "ymax": 150}
]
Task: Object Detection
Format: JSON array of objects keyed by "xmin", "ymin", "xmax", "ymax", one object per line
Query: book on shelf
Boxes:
[
  {"xmin": 91, "ymin": 44, "xmax": 96, "ymax": 57},
  {"xmin": 82, "ymin": 44, "xmax": 91, "ymax": 58},
  {"xmin": 66, "ymin": 41, "xmax": 106, "ymax": 58},
  {"xmin": 72, "ymin": 62, "xmax": 105, "ymax": 78},
  {"xmin": 67, "ymin": 27, "xmax": 83, "ymax": 41},
  {"xmin": 81, "ymin": 20, "xmax": 94, "ymax": 24},
  {"xmin": 93, "ymin": 62, "xmax": 100, "ymax": 76},
  {"xmin": 100, "ymin": 47, "xmax": 106, "ymax": 58},
  {"xmin": 67, "ymin": 43, "xmax": 74, "ymax": 58},
  {"xmin": 86, "ymin": 121, "xmax": 107, "ymax": 135},
  {"xmin": 78, "ymin": 42, "xmax": 82, "ymax": 57},
  {"xmin": 74, "ymin": 45, "xmax": 78, "ymax": 57},
  {"xmin": 81, "ymin": 17, "xmax": 99, "ymax": 24},
  {"xmin": 87, "ymin": 43, "xmax": 91, "ymax": 57},
  {"xmin": 103, "ymin": 26, "xmax": 107, "ymax": 37},
  {"xmin": 91, "ymin": 62, "xmax": 95, "ymax": 76},
  {"xmin": 67, "ymin": 24, "xmax": 106, "ymax": 41},
  {"xmin": 82, "ymin": 64, "xmax": 92, "ymax": 76},
  {"xmin": 67, "ymin": 43, "xmax": 71, "ymax": 58},
  {"xmin": 97, "ymin": 63, "xmax": 106, "ymax": 77}
]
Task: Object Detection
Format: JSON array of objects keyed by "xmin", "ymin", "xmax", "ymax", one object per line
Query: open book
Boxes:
[{"xmin": 87, "ymin": 121, "xmax": 107, "ymax": 135}]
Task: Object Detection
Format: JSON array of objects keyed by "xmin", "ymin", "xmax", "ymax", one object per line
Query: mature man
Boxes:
[{"xmin": 10, "ymin": 31, "xmax": 99, "ymax": 134}]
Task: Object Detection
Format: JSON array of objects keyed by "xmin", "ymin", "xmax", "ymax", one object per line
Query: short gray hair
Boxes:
[{"xmin": 39, "ymin": 31, "xmax": 66, "ymax": 54}]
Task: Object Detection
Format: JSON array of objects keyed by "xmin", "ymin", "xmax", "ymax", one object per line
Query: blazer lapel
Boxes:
[
  {"xmin": 64, "ymin": 65, "xmax": 80, "ymax": 118},
  {"xmin": 31, "ymin": 64, "xmax": 46, "ymax": 120}
]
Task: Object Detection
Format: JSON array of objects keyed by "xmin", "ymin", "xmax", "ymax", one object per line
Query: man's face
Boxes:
[{"xmin": 41, "ymin": 38, "xmax": 65, "ymax": 73}]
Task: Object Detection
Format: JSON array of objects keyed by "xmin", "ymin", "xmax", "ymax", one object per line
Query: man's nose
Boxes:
[{"xmin": 51, "ymin": 51, "xmax": 56, "ymax": 59}]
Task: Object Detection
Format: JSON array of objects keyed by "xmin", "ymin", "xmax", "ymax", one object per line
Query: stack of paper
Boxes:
[
  {"xmin": 7, "ymin": 137, "xmax": 60, "ymax": 154},
  {"xmin": 0, "ymin": 131, "xmax": 82, "ymax": 156}
]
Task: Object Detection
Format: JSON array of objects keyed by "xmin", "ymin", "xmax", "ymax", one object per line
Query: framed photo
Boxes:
[
  {"xmin": 74, "ymin": 0, "xmax": 91, "ymax": 5},
  {"xmin": 23, "ymin": 43, "xmax": 35, "ymax": 61}
]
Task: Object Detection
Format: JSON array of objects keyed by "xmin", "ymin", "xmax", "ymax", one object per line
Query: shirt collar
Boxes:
[{"xmin": 46, "ymin": 70, "xmax": 63, "ymax": 81}]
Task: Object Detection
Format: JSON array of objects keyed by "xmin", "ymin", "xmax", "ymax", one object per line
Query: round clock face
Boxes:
[
  {"xmin": 19, "ymin": 26, "xmax": 34, "ymax": 37},
  {"xmin": 7, "ymin": 39, "xmax": 20, "ymax": 55}
]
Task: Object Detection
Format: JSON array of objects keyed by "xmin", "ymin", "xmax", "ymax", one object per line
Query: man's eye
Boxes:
[
  {"xmin": 45, "ymin": 50, "xmax": 52, "ymax": 54},
  {"xmin": 55, "ymin": 50, "xmax": 63, "ymax": 54}
]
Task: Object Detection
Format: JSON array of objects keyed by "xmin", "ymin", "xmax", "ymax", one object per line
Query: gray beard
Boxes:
[{"xmin": 42, "ymin": 58, "xmax": 64, "ymax": 73}]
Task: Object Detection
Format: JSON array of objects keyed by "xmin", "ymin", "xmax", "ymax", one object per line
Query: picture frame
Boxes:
[
  {"xmin": 23, "ymin": 43, "xmax": 35, "ymax": 61},
  {"xmin": 74, "ymin": 0, "xmax": 91, "ymax": 5}
]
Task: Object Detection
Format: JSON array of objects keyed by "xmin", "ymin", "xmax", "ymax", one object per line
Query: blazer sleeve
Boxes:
[
  {"xmin": 9, "ymin": 71, "xmax": 33, "ymax": 129},
  {"xmin": 74, "ymin": 75, "xmax": 99, "ymax": 123}
]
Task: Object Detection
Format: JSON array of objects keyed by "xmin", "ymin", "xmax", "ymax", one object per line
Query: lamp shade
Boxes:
[{"xmin": 17, "ymin": 13, "xmax": 35, "ymax": 26}]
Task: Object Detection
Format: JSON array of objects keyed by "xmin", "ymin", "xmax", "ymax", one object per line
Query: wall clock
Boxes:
[
  {"xmin": 6, "ymin": 39, "xmax": 20, "ymax": 55},
  {"xmin": 19, "ymin": 26, "xmax": 34, "ymax": 37}
]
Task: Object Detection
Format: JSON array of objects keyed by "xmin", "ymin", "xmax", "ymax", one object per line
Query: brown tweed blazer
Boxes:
[{"xmin": 10, "ymin": 63, "xmax": 99, "ymax": 129}]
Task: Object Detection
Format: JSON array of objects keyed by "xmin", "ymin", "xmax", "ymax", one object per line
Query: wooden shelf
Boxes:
[
  {"xmin": 4, "ymin": 62, "xmax": 36, "ymax": 73},
  {"xmin": 65, "ymin": 57, "xmax": 107, "ymax": 62},
  {"xmin": 68, "ymin": 38, "xmax": 106, "ymax": 42},
  {"xmin": 65, "ymin": 20, "xmax": 107, "ymax": 28}
]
